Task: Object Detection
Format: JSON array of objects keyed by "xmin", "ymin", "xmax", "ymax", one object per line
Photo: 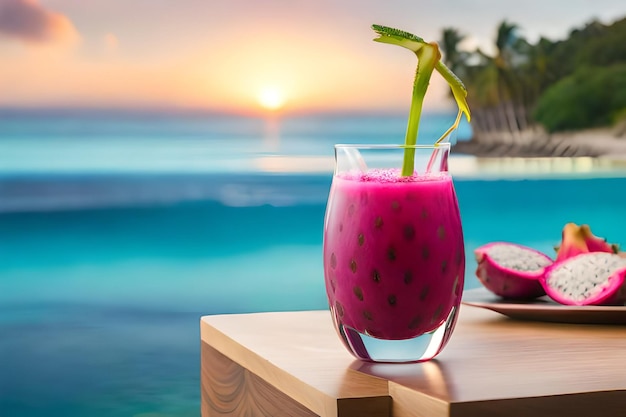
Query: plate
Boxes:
[{"xmin": 462, "ymin": 287, "xmax": 626, "ymax": 325}]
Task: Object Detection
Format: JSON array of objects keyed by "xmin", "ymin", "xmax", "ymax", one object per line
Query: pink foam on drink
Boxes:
[
  {"xmin": 323, "ymin": 169, "xmax": 465, "ymax": 340},
  {"xmin": 343, "ymin": 168, "xmax": 447, "ymax": 183}
]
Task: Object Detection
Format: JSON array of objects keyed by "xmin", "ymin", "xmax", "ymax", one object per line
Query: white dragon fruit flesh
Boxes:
[
  {"xmin": 475, "ymin": 242, "xmax": 553, "ymax": 299},
  {"xmin": 541, "ymin": 252, "xmax": 626, "ymax": 306}
]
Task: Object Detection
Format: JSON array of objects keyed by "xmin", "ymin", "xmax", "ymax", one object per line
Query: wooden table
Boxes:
[{"xmin": 200, "ymin": 305, "xmax": 626, "ymax": 417}]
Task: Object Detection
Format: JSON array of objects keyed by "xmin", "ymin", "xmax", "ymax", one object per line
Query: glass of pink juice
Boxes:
[{"xmin": 323, "ymin": 143, "xmax": 464, "ymax": 362}]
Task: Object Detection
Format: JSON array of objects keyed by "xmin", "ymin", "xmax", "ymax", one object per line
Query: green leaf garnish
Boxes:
[{"xmin": 372, "ymin": 24, "xmax": 471, "ymax": 176}]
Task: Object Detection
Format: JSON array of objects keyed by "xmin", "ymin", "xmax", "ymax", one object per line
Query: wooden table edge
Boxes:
[
  {"xmin": 201, "ymin": 314, "xmax": 392, "ymax": 416},
  {"xmin": 201, "ymin": 309, "xmax": 626, "ymax": 417}
]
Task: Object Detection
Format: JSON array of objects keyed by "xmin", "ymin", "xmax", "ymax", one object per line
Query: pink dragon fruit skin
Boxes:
[
  {"xmin": 475, "ymin": 242, "xmax": 553, "ymax": 300},
  {"xmin": 555, "ymin": 223, "xmax": 619, "ymax": 261},
  {"xmin": 541, "ymin": 252, "xmax": 626, "ymax": 306}
]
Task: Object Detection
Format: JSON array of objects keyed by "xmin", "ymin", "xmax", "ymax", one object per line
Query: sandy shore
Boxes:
[{"xmin": 453, "ymin": 126, "xmax": 626, "ymax": 159}]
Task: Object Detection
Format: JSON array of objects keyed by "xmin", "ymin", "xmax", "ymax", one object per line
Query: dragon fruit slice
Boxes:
[
  {"xmin": 475, "ymin": 242, "xmax": 553, "ymax": 299},
  {"xmin": 555, "ymin": 223, "xmax": 619, "ymax": 261},
  {"xmin": 542, "ymin": 252, "xmax": 626, "ymax": 306}
]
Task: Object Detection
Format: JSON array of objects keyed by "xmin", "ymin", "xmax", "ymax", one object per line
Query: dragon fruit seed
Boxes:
[
  {"xmin": 387, "ymin": 295, "xmax": 397, "ymax": 306},
  {"xmin": 441, "ymin": 260, "xmax": 448, "ymax": 273},
  {"xmin": 422, "ymin": 247, "xmax": 430, "ymax": 259},
  {"xmin": 335, "ymin": 300, "xmax": 344, "ymax": 317},
  {"xmin": 387, "ymin": 246, "xmax": 396, "ymax": 261},
  {"xmin": 375, "ymin": 216, "xmax": 384, "ymax": 229},
  {"xmin": 348, "ymin": 204, "xmax": 355, "ymax": 216},
  {"xmin": 455, "ymin": 249, "xmax": 462, "ymax": 265},
  {"xmin": 330, "ymin": 253, "xmax": 337, "ymax": 269},
  {"xmin": 391, "ymin": 200, "xmax": 401, "ymax": 212},
  {"xmin": 372, "ymin": 269, "xmax": 381, "ymax": 283},
  {"xmin": 404, "ymin": 270, "xmax": 413, "ymax": 284},
  {"xmin": 408, "ymin": 315, "xmax": 422, "ymax": 329},
  {"xmin": 353, "ymin": 286, "xmax": 364, "ymax": 301},
  {"xmin": 431, "ymin": 304, "xmax": 443, "ymax": 324},
  {"xmin": 437, "ymin": 225, "xmax": 446, "ymax": 240},
  {"xmin": 358, "ymin": 233, "xmax": 365, "ymax": 246},
  {"xmin": 363, "ymin": 310, "xmax": 373, "ymax": 321},
  {"xmin": 421, "ymin": 208, "xmax": 428, "ymax": 219},
  {"xmin": 403, "ymin": 225, "xmax": 415, "ymax": 241},
  {"xmin": 350, "ymin": 259, "xmax": 357, "ymax": 273},
  {"xmin": 420, "ymin": 285, "xmax": 430, "ymax": 301}
]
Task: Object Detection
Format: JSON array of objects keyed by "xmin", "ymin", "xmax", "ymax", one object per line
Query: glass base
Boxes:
[{"xmin": 333, "ymin": 306, "xmax": 459, "ymax": 363}]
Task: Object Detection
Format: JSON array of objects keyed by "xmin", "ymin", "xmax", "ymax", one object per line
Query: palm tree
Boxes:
[
  {"xmin": 440, "ymin": 27, "xmax": 467, "ymax": 76},
  {"xmin": 494, "ymin": 21, "xmax": 519, "ymax": 68},
  {"xmin": 460, "ymin": 21, "xmax": 537, "ymax": 146},
  {"xmin": 493, "ymin": 21, "xmax": 527, "ymax": 139}
]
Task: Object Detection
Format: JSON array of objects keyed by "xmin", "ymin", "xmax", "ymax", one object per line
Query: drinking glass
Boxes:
[{"xmin": 323, "ymin": 143, "xmax": 464, "ymax": 363}]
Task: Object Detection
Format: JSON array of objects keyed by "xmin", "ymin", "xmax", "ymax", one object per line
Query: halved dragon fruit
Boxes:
[
  {"xmin": 475, "ymin": 242, "xmax": 553, "ymax": 299},
  {"xmin": 542, "ymin": 252, "xmax": 626, "ymax": 306},
  {"xmin": 555, "ymin": 223, "xmax": 619, "ymax": 261}
]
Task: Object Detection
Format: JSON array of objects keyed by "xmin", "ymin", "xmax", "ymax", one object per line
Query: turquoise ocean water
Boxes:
[{"xmin": 1, "ymin": 110, "xmax": 626, "ymax": 417}]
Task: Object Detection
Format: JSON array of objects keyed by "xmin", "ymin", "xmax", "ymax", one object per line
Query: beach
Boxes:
[{"xmin": 454, "ymin": 126, "xmax": 626, "ymax": 160}]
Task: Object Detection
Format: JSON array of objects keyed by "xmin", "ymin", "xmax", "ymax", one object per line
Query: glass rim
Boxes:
[{"xmin": 334, "ymin": 143, "xmax": 451, "ymax": 150}]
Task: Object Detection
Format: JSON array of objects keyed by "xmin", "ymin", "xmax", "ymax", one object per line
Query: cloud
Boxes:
[{"xmin": 0, "ymin": 0, "xmax": 79, "ymax": 43}]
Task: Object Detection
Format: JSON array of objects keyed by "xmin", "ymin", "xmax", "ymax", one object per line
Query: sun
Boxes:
[{"xmin": 257, "ymin": 86, "xmax": 286, "ymax": 111}]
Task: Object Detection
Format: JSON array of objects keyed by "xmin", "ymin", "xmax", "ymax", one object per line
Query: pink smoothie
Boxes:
[{"xmin": 323, "ymin": 169, "xmax": 465, "ymax": 340}]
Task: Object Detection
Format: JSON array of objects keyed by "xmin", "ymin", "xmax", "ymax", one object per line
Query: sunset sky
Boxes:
[{"xmin": 0, "ymin": 0, "xmax": 623, "ymax": 114}]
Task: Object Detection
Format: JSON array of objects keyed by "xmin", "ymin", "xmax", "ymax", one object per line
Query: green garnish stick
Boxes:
[
  {"xmin": 402, "ymin": 43, "xmax": 439, "ymax": 176},
  {"xmin": 372, "ymin": 24, "xmax": 471, "ymax": 176},
  {"xmin": 435, "ymin": 109, "xmax": 463, "ymax": 145}
]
